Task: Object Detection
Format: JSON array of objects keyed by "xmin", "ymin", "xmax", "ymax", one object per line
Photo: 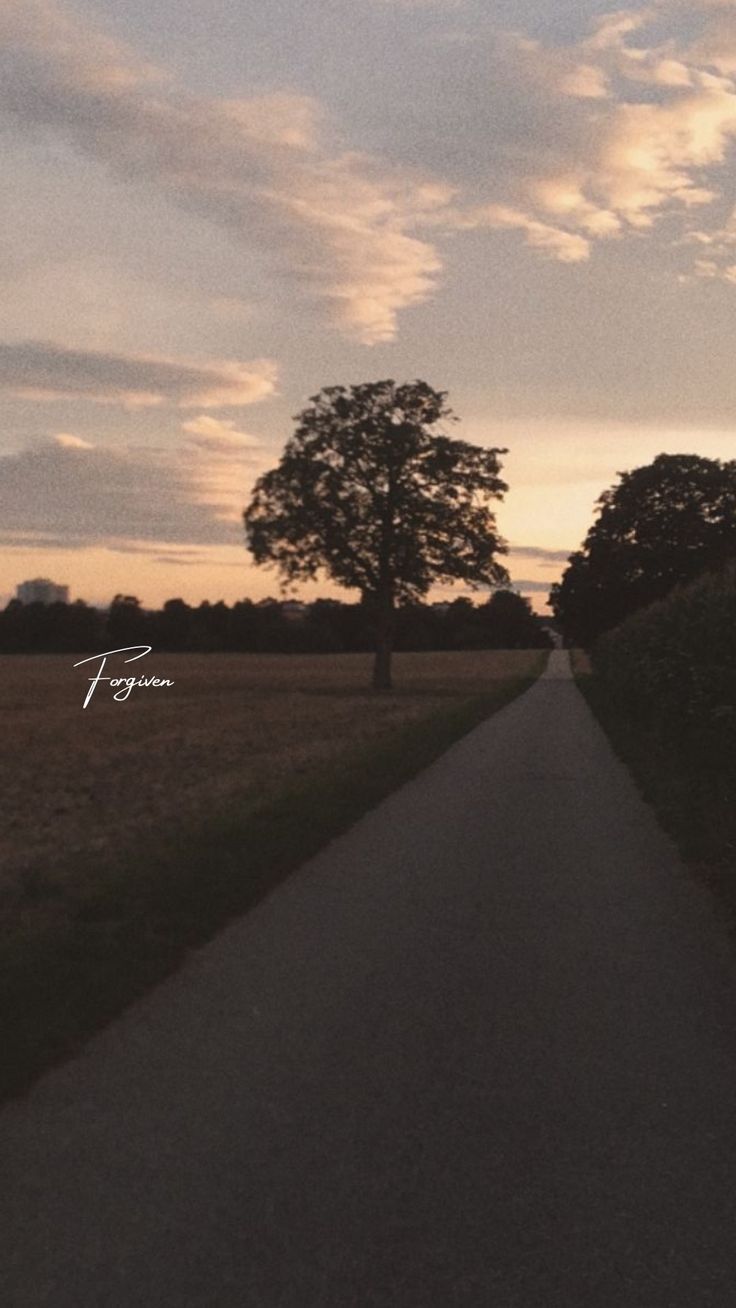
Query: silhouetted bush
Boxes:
[
  {"xmin": 0, "ymin": 599, "xmax": 105, "ymax": 653},
  {"xmin": 590, "ymin": 563, "xmax": 736, "ymax": 860}
]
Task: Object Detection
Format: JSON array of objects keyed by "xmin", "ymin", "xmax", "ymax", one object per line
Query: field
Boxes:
[
  {"xmin": 1, "ymin": 648, "xmax": 545, "ymax": 1098},
  {"xmin": 2, "ymin": 650, "xmax": 541, "ymax": 899}
]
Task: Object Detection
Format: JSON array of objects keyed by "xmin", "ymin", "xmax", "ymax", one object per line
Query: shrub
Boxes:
[{"xmin": 590, "ymin": 562, "xmax": 736, "ymax": 860}]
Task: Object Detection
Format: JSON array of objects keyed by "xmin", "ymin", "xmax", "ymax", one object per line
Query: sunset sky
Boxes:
[{"xmin": 3, "ymin": 0, "xmax": 736, "ymax": 612}]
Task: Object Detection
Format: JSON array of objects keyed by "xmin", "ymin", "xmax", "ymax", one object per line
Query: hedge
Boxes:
[{"xmin": 589, "ymin": 562, "xmax": 736, "ymax": 863}]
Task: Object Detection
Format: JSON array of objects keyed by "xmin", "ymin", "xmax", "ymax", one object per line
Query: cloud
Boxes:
[
  {"xmin": 53, "ymin": 432, "xmax": 94, "ymax": 449},
  {"xmin": 472, "ymin": 206, "xmax": 591, "ymax": 263},
  {"xmin": 591, "ymin": 86, "xmax": 736, "ymax": 227},
  {"xmin": 488, "ymin": 5, "xmax": 736, "ymax": 269},
  {"xmin": 585, "ymin": 9, "xmax": 652, "ymax": 54},
  {"xmin": 6, "ymin": 0, "xmax": 736, "ymax": 327},
  {"xmin": 436, "ymin": 202, "xmax": 592, "ymax": 262},
  {"xmin": 527, "ymin": 178, "xmax": 622, "ymax": 237},
  {"xmin": 178, "ymin": 416, "xmax": 265, "ymax": 522},
  {"xmin": 687, "ymin": 207, "xmax": 736, "ymax": 279},
  {"xmin": 509, "ymin": 545, "xmax": 573, "ymax": 563},
  {"xmin": 0, "ymin": 0, "xmax": 447, "ymax": 343},
  {"xmin": 180, "ymin": 414, "xmax": 261, "ymax": 450},
  {"xmin": 678, "ymin": 4, "xmax": 736, "ymax": 76},
  {"xmin": 509, "ymin": 579, "xmax": 556, "ymax": 593},
  {"xmin": 0, "ymin": 341, "xmax": 277, "ymax": 408},
  {"xmin": 0, "ymin": 0, "xmax": 161, "ymax": 91},
  {"xmin": 0, "ymin": 431, "xmax": 270, "ymax": 550},
  {"xmin": 560, "ymin": 64, "xmax": 612, "ymax": 100}
]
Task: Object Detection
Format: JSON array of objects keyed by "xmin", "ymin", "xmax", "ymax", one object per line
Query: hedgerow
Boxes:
[{"xmin": 588, "ymin": 563, "xmax": 736, "ymax": 863}]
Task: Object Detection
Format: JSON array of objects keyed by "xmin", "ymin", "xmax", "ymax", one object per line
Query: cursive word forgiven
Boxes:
[{"xmin": 73, "ymin": 646, "xmax": 174, "ymax": 709}]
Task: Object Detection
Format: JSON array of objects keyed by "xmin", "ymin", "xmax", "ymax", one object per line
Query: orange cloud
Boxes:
[{"xmin": 496, "ymin": 5, "xmax": 736, "ymax": 267}]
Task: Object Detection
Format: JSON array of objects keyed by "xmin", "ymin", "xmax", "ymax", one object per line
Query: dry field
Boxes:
[{"xmin": 1, "ymin": 649, "xmax": 542, "ymax": 908}]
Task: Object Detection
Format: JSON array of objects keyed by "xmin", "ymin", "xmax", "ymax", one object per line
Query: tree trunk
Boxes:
[
  {"xmin": 372, "ymin": 592, "xmax": 395, "ymax": 691},
  {"xmin": 372, "ymin": 636, "xmax": 392, "ymax": 691}
]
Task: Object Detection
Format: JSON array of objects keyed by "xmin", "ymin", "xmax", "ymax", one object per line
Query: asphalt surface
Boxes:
[{"xmin": 3, "ymin": 650, "xmax": 736, "ymax": 1307}]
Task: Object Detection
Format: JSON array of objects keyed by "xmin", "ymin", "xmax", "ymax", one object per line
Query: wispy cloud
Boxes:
[
  {"xmin": 0, "ymin": 430, "xmax": 269, "ymax": 549},
  {"xmin": 509, "ymin": 545, "xmax": 573, "ymax": 563},
  {"xmin": 180, "ymin": 414, "xmax": 261, "ymax": 450},
  {"xmin": 53, "ymin": 432, "xmax": 95, "ymax": 449},
  {"xmin": 509, "ymin": 579, "xmax": 555, "ymax": 593},
  {"xmin": 495, "ymin": 3, "xmax": 736, "ymax": 268},
  {"xmin": 0, "ymin": 341, "xmax": 277, "ymax": 408},
  {"xmin": 5, "ymin": 0, "xmax": 736, "ymax": 344},
  {"xmin": 464, "ymin": 205, "xmax": 592, "ymax": 262},
  {"xmin": 178, "ymin": 416, "xmax": 264, "ymax": 522},
  {"xmin": 0, "ymin": 0, "xmax": 449, "ymax": 344}
]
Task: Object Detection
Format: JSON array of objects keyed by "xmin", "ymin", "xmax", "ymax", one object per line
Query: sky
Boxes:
[{"xmin": 3, "ymin": 0, "xmax": 736, "ymax": 613}]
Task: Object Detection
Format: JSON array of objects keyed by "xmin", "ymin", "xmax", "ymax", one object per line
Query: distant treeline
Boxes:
[{"xmin": 0, "ymin": 590, "xmax": 553, "ymax": 655}]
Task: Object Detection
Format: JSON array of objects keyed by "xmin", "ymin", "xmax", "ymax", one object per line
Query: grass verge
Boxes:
[{"xmin": 1, "ymin": 661, "xmax": 543, "ymax": 1103}]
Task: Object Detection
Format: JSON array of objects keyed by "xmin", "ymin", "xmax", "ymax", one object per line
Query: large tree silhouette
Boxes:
[
  {"xmin": 244, "ymin": 380, "xmax": 509, "ymax": 688},
  {"xmin": 550, "ymin": 453, "xmax": 736, "ymax": 645}
]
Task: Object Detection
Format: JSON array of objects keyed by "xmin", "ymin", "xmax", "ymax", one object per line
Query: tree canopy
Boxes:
[
  {"xmin": 244, "ymin": 379, "xmax": 509, "ymax": 687},
  {"xmin": 550, "ymin": 453, "xmax": 736, "ymax": 645}
]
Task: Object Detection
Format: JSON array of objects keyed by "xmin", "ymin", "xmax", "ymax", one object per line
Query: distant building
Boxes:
[{"xmin": 16, "ymin": 578, "xmax": 69, "ymax": 605}]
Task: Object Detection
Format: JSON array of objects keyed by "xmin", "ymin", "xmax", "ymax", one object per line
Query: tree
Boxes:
[
  {"xmin": 106, "ymin": 594, "xmax": 149, "ymax": 647},
  {"xmin": 550, "ymin": 453, "xmax": 736, "ymax": 645},
  {"xmin": 244, "ymin": 380, "xmax": 509, "ymax": 688},
  {"xmin": 155, "ymin": 598, "xmax": 192, "ymax": 651},
  {"xmin": 443, "ymin": 596, "xmax": 481, "ymax": 649},
  {"xmin": 480, "ymin": 589, "xmax": 552, "ymax": 649}
]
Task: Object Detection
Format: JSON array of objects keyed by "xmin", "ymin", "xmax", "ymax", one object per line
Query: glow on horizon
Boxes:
[{"xmin": 4, "ymin": 419, "xmax": 736, "ymax": 615}]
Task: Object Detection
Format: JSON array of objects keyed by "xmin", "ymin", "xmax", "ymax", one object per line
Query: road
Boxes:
[{"xmin": 3, "ymin": 650, "xmax": 736, "ymax": 1306}]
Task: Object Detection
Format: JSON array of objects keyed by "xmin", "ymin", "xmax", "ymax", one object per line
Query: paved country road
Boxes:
[{"xmin": 3, "ymin": 651, "xmax": 736, "ymax": 1307}]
